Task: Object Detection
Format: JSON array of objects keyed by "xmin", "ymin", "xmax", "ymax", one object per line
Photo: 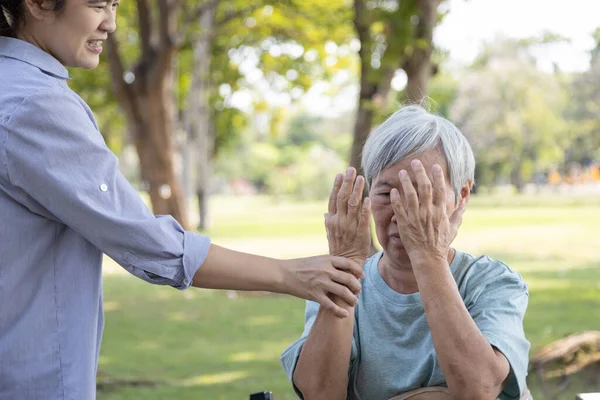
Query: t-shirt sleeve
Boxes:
[
  {"xmin": 466, "ymin": 262, "xmax": 530, "ymax": 400},
  {"xmin": 280, "ymin": 300, "xmax": 358, "ymax": 398}
]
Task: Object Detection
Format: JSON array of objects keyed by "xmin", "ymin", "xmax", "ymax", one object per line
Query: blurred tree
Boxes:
[
  {"xmin": 80, "ymin": 0, "xmax": 353, "ymax": 229},
  {"xmin": 452, "ymin": 38, "xmax": 568, "ymax": 191},
  {"xmin": 427, "ymin": 71, "xmax": 458, "ymax": 118},
  {"xmin": 181, "ymin": 0, "xmax": 355, "ymax": 229},
  {"xmin": 104, "ymin": 0, "xmax": 196, "ymax": 228},
  {"xmin": 563, "ymin": 27, "xmax": 600, "ymax": 167},
  {"xmin": 349, "ymin": 0, "xmax": 443, "ymax": 174},
  {"xmin": 286, "ymin": 114, "xmax": 322, "ymax": 146}
]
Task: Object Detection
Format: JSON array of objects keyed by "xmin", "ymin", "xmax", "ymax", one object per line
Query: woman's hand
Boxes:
[
  {"xmin": 281, "ymin": 255, "xmax": 364, "ymax": 318},
  {"xmin": 325, "ymin": 167, "xmax": 372, "ymax": 270},
  {"xmin": 390, "ymin": 160, "xmax": 465, "ymax": 267}
]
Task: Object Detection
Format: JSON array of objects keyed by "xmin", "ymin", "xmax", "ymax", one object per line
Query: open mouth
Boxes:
[{"xmin": 86, "ymin": 40, "xmax": 104, "ymax": 53}]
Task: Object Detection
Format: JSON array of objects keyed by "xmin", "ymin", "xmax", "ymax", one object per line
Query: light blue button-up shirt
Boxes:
[{"xmin": 0, "ymin": 37, "xmax": 211, "ymax": 400}]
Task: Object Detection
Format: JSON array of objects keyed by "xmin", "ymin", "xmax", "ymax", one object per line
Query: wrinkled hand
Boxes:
[
  {"xmin": 325, "ymin": 167, "xmax": 372, "ymax": 269},
  {"xmin": 283, "ymin": 255, "xmax": 363, "ymax": 318},
  {"xmin": 390, "ymin": 160, "xmax": 466, "ymax": 266}
]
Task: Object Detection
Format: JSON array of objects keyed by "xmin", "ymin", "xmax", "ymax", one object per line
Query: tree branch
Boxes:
[
  {"xmin": 157, "ymin": 0, "xmax": 180, "ymax": 49},
  {"xmin": 106, "ymin": 34, "xmax": 131, "ymax": 105},
  {"xmin": 153, "ymin": 0, "xmax": 178, "ymax": 84},
  {"xmin": 184, "ymin": 0, "xmax": 220, "ymax": 26},
  {"xmin": 216, "ymin": 4, "xmax": 260, "ymax": 25},
  {"xmin": 137, "ymin": 0, "xmax": 153, "ymax": 59},
  {"xmin": 106, "ymin": 34, "xmax": 144, "ymax": 124}
]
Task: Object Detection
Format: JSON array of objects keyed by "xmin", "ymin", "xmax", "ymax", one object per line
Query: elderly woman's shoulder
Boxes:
[{"xmin": 453, "ymin": 250, "xmax": 528, "ymax": 294}]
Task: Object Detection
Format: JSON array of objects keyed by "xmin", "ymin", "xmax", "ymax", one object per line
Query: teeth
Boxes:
[{"xmin": 88, "ymin": 40, "xmax": 102, "ymax": 46}]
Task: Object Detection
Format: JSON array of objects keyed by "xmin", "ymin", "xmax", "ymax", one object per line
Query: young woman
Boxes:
[{"xmin": 0, "ymin": 1, "xmax": 365, "ymax": 398}]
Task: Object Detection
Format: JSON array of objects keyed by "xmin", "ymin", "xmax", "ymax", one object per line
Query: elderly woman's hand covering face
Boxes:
[
  {"xmin": 390, "ymin": 159, "xmax": 466, "ymax": 267},
  {"xmin": 324, "ymin": 167, "xmax": 372, "ymax": 270}
]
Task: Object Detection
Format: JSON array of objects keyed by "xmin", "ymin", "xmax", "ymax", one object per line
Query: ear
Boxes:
[
  {"xmin": 457, "ymin": 180, "xmax": 473, "ymax": 207},
  {"xmin": 23, "ymin": 0, "xmax": 57, "ymax": 20}
]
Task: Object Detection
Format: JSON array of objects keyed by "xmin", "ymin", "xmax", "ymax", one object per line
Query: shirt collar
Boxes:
[{"xmin": 0, "ymin": 36, "xmax": 70, "ymax": 80}]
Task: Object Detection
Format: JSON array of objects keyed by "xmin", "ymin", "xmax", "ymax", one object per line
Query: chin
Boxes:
[
  {"xmin": 384, "ymin": 244, "xmax": 411, "ymax": 266},
  {"xmin": 70, "ymin": 54, "xmax": 101, "ymax": 70},
  {"xmin": 80, "ymin": 59, "xmax": 101, "ymax": 69}
]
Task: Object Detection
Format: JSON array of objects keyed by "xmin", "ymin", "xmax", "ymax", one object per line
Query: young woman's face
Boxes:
[{"xmin": 25, "ymin": 0, "xmax": 119, "ymax": 69}]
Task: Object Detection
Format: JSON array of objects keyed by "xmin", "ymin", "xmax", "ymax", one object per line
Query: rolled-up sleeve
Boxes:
[{"xmin": 4, "ymin": 87, "xmax": 210, "ymax": 289}]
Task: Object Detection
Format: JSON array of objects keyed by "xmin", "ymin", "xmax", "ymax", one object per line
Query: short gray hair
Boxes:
[{"xmin": 361, "ymin": 105, "xmax": 475, "ymax": 202}]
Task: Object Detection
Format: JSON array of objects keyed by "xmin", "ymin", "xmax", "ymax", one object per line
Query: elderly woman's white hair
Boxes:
[{"xmin": 361, "ymin": 105, "xmax": 475, "ymax": 203}]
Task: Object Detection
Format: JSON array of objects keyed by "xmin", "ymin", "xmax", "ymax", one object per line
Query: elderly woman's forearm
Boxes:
[
  {"xmin": 414, "ymin": 258, "xmax": 510, "ymax": 398},
  {"xmin": 293, "ymin": 298, "xmax": 354, "ymax": 400}
]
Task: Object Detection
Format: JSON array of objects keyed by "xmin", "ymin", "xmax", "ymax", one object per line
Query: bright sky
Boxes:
[
  {"xmin": 435, "ymin": 0, "xmax": 600, "ymax": 73},
  {"xmin": 238, "ymin": 0, "xmax": 600, "ymax": 116}
]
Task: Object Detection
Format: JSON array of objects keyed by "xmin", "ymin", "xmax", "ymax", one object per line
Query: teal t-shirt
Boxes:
[{"xmin": 281, "ymin": 250, "xmax": 530, "ymax": 400}]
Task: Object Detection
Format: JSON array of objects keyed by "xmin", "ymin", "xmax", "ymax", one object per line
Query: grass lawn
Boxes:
[{"xmin": 98, "ymin": 194, "xmax": 600, "ymax": 400}]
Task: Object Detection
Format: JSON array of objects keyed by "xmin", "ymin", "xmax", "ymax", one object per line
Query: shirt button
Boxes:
[
  {"xmin": 183, "ymin": 279, "xmax": 190, "ymax": 286},
  {"xmin": 100, "ymin": 184, "xmax": 108, "ymax": 192}
]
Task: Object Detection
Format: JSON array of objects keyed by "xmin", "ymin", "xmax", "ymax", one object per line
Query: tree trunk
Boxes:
[
  {"xmin": 184, "ymin": 2, "xmax": 218, "ymax": 231},
  {"xmin": 349, "ymin": 99, "xmax": 376, "ymax": 174},
  {"xmin": 106, "ymin": 20, "xmax": 189, "ymax": 229},
  {"xmin": 511, "ymin": 161, "xmax": 525, "ymax": 193},
  {"xmin": 403, "ymin": 0, "xmax": 440, "ymax": 104},
  {"xmin": 131, "ymin": 91, "xmax": 188, "ymax": 225}
]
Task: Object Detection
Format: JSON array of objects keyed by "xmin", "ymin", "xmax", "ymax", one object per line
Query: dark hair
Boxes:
[{"xmin": 1, "ymin": 0, "xmax": 66, "ymax": 38}]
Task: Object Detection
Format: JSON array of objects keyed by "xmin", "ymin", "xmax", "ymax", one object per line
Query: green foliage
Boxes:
[
  {"xmin": 563, "ymin": 57, "xmax": 600, "ymax": 165},
  {"xmin": 266, "ymin": 144, "xmax": 346, "ymax": 200},
  {"xmin": 452, "ymin": 37, "xmax": 568, "ymax": 188},
  {"xmin": 426, "ymin": 72, "xmax": 458, "ymax": 118},
  {"xmin": 285, "ymin": 114, "xmax": 322, "ymax": 146}
]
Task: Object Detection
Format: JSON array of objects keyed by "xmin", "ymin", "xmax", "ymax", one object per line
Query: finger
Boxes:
[
  {"xmin": 318, "ymin": 295, "xmax": 350, "ymax": 318},
  {"xmin": 358, "ymin": 197, "xmax": 371, "ymax": 233},
  {"xmin": 328, "ymin": 173, "xmax": 343, "ymax": 215},
  {"xmin": 332, "ymin": 269, "xmax": 362, "ymax": 294},
  {"xmin": 336, "ymin": 167, "xmax": 356, "ymax": 215},
  {"xmin": 331, "ymin": 256, "xmax": 364, "ymax": 279},
  {"xmin": 432, "ymin": 164, "xmax": 447, "ymax": 207},
  {"xmin": 323, "ymin": 213, "xmax": 331, "ymax": 240},
  {"xmin": 347, "ymin": 175, "xmax": 365, "ymax": 220},
  {"xmin": 390, "ymin": 188, "xmax": 408, "ymax": 224},
  {"xmin": 449, "ymin": 202, "xmax": 467, "ymax": 234},
  {"xmin": 327, "ymin": 281, "xmax": 359, "ymax": 306},
  {"xmin": 411, "ymin": 159, "xmax": 432, "ymax": 206},
  {"xmin": 398, "ymin": 170, "xmax": 419, "ymax": 214}
]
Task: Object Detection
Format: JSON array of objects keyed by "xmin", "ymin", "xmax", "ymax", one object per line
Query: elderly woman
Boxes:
[{"xmin": 281, "ymin": 105, "xmax": 531, "ymax": 400}]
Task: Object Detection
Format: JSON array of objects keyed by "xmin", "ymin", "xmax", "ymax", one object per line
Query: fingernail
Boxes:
[
  {"xmin": 400, "ymin": 170, "xmax": 408, "ymax": 177},
  {"xmin": 411, "ymin": 160, "xmax": 421, "ymax": 168},
  {"xmin": 346, "ymin": 168, "xmax": 353, "ymax": 177},
  {"xmin": 433, "ymin": 164, "xmax": 442, "ymax": 173}
]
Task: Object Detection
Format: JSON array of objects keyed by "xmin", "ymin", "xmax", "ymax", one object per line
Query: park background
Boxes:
[{"xmin": 78, "ymin": 0, "xmax": 600, "ymax": 398}]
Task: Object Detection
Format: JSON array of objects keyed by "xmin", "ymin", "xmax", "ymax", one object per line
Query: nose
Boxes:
[{"xmin": 100, "ymin": 10, "xmax": 117, "ymax": 34}]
